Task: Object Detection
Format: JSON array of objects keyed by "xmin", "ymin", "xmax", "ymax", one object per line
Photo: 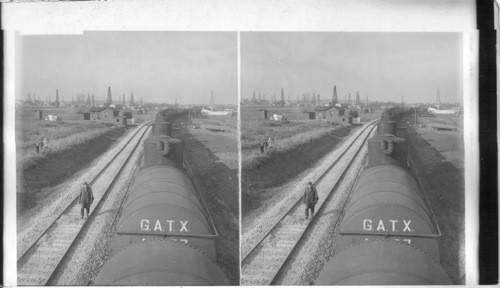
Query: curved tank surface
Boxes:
[
  {"xmin": 95, "ymin": 240, "xmax": 229, "ymax": 285},
  {"xmin": 316, "ymin": 240, "xmax": 452, "ymax": 285},
  {"xmin": 341, "ymin": 165, "xmax": 435, "ymax": 236},
  {"xmin": 113, "ymin": 165, "xmax": 216, "ymax": 258},
  {"xmin": 96, "ymin": 109, "xmax": 229, "ymax": 285}
]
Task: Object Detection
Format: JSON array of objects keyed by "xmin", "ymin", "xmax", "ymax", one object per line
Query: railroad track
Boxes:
[
  {"xmin": 241, "ymin": 121, "xmax": 378, "ymax": 286},
  {"xmin": 17, "ymin": 121, "xmax": 154, "ymax": 286}
]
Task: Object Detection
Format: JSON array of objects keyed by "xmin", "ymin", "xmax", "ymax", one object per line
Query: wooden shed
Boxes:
[
  {"xmin": 259, "ymin": 109, "xmax": 268, "ymax": 120},
  {"xmin": 77, "ymin": 112, "xmax": 90, "ymax": 120},
  {"xmin": 34, "ymin": 110, "xmax": 43, "ymax": 120}
]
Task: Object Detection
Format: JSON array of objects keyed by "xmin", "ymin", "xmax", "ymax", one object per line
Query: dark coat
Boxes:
[
  {"xmin": 79, "ymin": 185, "xmax": 94, "ymax": 205},
  {"xmin": 303, "ymin": 185, "xmax": 318, "ymax": 205}
]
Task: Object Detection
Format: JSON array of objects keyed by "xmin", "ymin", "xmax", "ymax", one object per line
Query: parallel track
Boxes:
[
  {"xmin": 17, "ymin": 121, "xmax": 154, "ymax": 286},
  {"xmin": 241, "ymin": 121, "xmax": 378, "ymax": 285}
]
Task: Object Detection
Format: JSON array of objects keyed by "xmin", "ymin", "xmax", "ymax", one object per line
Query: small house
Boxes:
[
  {"xmin": 315, "ymin": 105, "xmax": 352, "ymax": 124},
  {"xmin": 89, "ymin": 106, "xmax": 107, "ymax": 120},
  {"xmin": 101, "ymin": 107, "xmax": 122, "ymax": 123}
]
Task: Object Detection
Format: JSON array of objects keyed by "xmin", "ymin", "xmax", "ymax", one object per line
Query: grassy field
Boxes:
[
  {"xmin": 241, "ymin": 105, "xmax": 308, "ymax": 121},
  {"xmin": 15, "ymin": 108, "xmax": 133, "ymax": 206},
  {"xmin": 241, "ymin": 118, "xmax": 355, "ymax": 215},
  {"xmin": 16, "ymin": 106, "xmax": 82, "ymax": 121},
  {"xmin": 241, "ymin": 119, "xmax": 349, "ymax": 170}
]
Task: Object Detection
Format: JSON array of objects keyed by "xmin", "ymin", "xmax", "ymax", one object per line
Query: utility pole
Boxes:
[
  {"xmin": 280, "ymin": 89, "xmax": 285, "ymax": 107},
  {"xmin": 415, "ymin": 107, "xmax": 417, "ymax": 126},
  {"xmin": 332, "ymin": 85, "xmax": 338, "ymax": 105}
]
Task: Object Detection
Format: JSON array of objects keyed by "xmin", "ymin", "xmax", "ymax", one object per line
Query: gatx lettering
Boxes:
[
  {"xmin": 140, "ymin": 219, "xmax": 190, "ymax": 232},
  {"xmin": 362, "ymin": 219, "xmax": 412, "ymax": 232}
]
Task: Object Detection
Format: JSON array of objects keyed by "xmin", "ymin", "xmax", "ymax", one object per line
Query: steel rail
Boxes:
[
  {"xmin": 269, "ymin": 123, "xmax": 377, "ymax": 285},
  {"xmin": 241, "ymin": 122, "xmax": 378, "ymax": 285},
  {"xmin": 17, "ymin": 121, "xmax": 154, "ymax": 286},
  {"xmin": 45, "ymin": 121, "xmax": 154, "ymax": 285},
  {"xmin": 17, "ymin": 121, "xmax": 153, "ymax": 262},
  {"xmin": 241, "ymin": 120, "xmax": 378, "ymax": 261}
]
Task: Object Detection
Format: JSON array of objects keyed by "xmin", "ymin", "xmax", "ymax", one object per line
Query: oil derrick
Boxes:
[
  {"xmin": 49, "ymin": 95, "xmax": 52, "ymax": 103},
  {"xmin": 332, "ymin": 85, "xmax": 338, "ymax": 105},
  {"xmin": 252, "ymin": 91, "xmax": 256, "ymax": 102},
  {"xmin": 317, "ymin": 94, "xmax": 321, "ymax": 105},
  {"xmin": 348, "ymin": 93, "xmax": 351, "ymax": 106},
  {"xmin": 92, "ymin": 94, "xmax": 95, "ymax": 106},
  {"xmin": 435, "ymin": 89, "xmax": 441, "ymax": 109},
  {"xmin": 72, "ymin": 95, "xmax": 74, "ymax": 104},
  {"xmin": 280, "ymin": 88, "xmax": 285, "ymax": 107},
  {"xmin": 86, "ymin": 94, "xmax": 91, "ymax": 106},
  {"xmin": 210, "ymin": 91, "xmax": 214, "ymax": 109},
  {"xmin": 366, "ymin": 95, "xmax": 369, "ymax": 106},
  {"xmin": 130, "ymin": 93, "xmax": 135, "ymax": 107},
  {"xmin": 106, "ymin": 86, "xmax": 112, "ymax": 105},
  {"xmin": 312, "ymin": 93, "xmax": 316, "ymax": 104},
  {"xmin": 122, "ymin": 94, "xmax": 126, "ymax": 106},
  {"xmin": 258, "ymin": 93, "xmax": 261, "ymax": 102},
  {"xmin": 356, "ymin": 92, "xmax": 360, "ymax": 106},
  {"xmin": 55, "ymin": 89, "xmax": 60, "ymax": 107},
  {"xmin": 27, "ymin": 92, "xmax": 31, "ymax": 103}
]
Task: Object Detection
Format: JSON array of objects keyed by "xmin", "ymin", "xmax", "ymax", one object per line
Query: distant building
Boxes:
[
  {"xmin": 34, "ymin": 110, "xmax": 43, "ymax": 120},
  {"xmin": 77, "ymin": 111, "xmax": 90, "ymax": 120},
  {"xmin": 89, "ymin": 106, "xmax": 107, "ymax": 120},
  {"xmin": 314, "ymin": 105, "xmax": 352, "ymax": 124},
  {"xmin": 89, "ymin": 106, "xmax": 122, "ymax": 122},
  {"xmin": 133, "ymin": 107, "xmax": 147, "ymax": 115}
]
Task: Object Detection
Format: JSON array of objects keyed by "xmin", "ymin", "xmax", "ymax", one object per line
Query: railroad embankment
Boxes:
[
  {"xmin": 398, "ymin": 113, "xmax": 464, "ymax": 284},
  {"xmin": 16, "ymin": 121, "xmax": 131, "ymax": 214},
  {"xmin": 180, "ymin": 115, "xmax": 240, "ymax": 285},
  {"xmin": 241, "ymin": 122, "xmax": 354, "ymax": 217}
]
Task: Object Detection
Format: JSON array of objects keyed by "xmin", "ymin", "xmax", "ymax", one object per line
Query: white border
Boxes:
[{"xmin": 3, "ymin": 1, "xmax": 479, "ymax": 286}]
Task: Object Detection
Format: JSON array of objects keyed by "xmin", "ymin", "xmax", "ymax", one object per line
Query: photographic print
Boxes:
[
  {"xmin": 240, "ymin": 32, "xmax": 465, "ymax": 285},
  {"xmin": 14, "ymin": 31, "xmax": 239, "ymax": 285}
]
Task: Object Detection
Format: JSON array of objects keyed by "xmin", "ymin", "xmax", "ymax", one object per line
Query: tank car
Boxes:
[
  {"xmin": 316, "ymin": 110, "xmax": 450, "ymax": 285},
  {"xmin": 95, "ymin": 110, "xmax": 229, "ymax": 285}
]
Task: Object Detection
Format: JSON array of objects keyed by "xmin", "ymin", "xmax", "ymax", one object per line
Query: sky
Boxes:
[
  {"xmin": 16, "ymin": 31, "xmax": 237, "ymax": 105},
  {"xmin": 241, "ymin": 32, "xmax": 463, "ymax": 104}
]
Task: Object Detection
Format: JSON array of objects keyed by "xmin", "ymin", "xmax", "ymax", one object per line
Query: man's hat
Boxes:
[
  {"xmin": 83, "ymin": 181, "xmax": 88, "ymax": 185},
  {"xmin": 308, "ymin": 181, "xmax": 313, "ymax": 185}
]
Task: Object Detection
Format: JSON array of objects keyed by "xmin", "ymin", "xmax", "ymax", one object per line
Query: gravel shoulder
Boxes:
[
  {"xmin": 241, "ymin": 124, "xmax": 367, "ymax": 259},
  {"xmin": 51, "ymin": 131, "xmax": 146, "ymax": 285},
  {"xmin": 16, "ymin": 124, "xmax": 143, "ymax": 259},
  {"xmin": 275, "ymin": 129, "xmax": 373, "ymax": 285}
]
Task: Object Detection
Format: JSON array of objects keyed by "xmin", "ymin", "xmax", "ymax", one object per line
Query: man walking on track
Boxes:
[
  {"xmin": 303, "ymin": 181, "xmax": 319, "ymax": 219},
  {"xmin": 79, "ymin": 181, "xmax": 94, "ymax": 219}
]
